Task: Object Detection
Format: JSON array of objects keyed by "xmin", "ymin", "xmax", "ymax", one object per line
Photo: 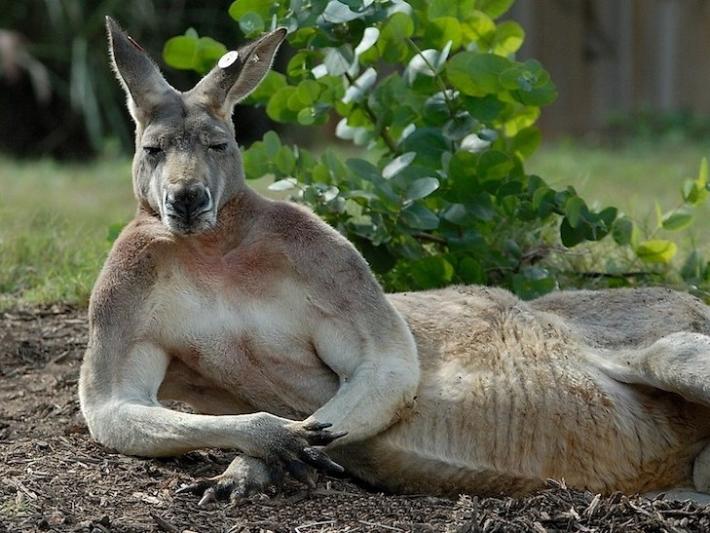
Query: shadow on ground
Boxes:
[{"xmin": 1, "ymin": 308, "xmax": 709, "ymax": 532}]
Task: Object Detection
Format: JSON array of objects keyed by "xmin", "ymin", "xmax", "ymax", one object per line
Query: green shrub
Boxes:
[{"xmin": 164, "ymin": 0, "xmax": 709, "ymax": 298}]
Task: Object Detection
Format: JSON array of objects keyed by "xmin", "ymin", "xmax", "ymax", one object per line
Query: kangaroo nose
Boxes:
[{"xmin": 166, "ymin": 184, "xmax": 211, "ymax": 219}]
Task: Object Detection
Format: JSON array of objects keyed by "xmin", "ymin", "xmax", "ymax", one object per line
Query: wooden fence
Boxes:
[{"xmin": 509, "ymin": 0, "xmax": 710, "ymax": 136}]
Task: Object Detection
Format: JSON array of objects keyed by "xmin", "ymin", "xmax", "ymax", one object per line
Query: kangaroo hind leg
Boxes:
[
  {"xmin": 588, "ymin": 331, "xmax": 710, "ymax": 406},
  {"xmin": 587, "ymin": 331, "xmax": 710, "ymax": 493}
]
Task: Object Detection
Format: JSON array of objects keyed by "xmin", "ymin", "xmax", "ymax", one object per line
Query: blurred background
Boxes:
[
  {"xmin": 1, "ymin": 0, "xmax": 710, "ymax": 306},
  {"xmin": 4, "ymin": 0, "xmax": 710, "ymax": 156}
]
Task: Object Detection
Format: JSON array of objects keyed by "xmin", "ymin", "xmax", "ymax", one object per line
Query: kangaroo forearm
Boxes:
[
  {"xmin": 308, "ymin": 363, "xmax": 419, "ymax": 443},
  {"xmin": 86, "ymin": 400, "xmax": 264, "ymax": 457}
]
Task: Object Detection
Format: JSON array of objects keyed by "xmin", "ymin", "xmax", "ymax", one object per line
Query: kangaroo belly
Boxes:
[
  {"xmin": 335, "ymin": 355, "xmax": 708, "ymax": 496},
  {"xmin": 345, "ymin": 287, "xmax": 710, "ymax": 496}
]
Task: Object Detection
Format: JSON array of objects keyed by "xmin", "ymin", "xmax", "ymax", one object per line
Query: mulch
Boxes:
[{"xmin": 2, "ymin": 306, "xmax": 710, "ymax": 532}]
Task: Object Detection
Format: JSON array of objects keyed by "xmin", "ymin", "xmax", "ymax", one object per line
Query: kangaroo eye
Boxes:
[
  {"xmin": 209, "ymin": 143, "xmax": 228, "ymax": 152},
  {"xmin": 143, "ymin": 146, "xmax": 162, "ymax": 156}
]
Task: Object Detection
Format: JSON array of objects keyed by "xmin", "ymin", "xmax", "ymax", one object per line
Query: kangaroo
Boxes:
[{"xmin": 80, "ymin": 17, "xmax": 710, "ymax": 505}]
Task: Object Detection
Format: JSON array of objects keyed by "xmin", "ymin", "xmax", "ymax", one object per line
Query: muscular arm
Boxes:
[
  {"xmin": 79, "ymin": 220, "xmax": 339, "ymax": 469},
  {"xmin": 277, "ymin": 204, "xmax": 421, "ymax": 444},
  {"xmin": 80, "ymin": 310, "xmax": 341, "ymax": 473},
  {"xmin": 79, "ymin": 340, "xmax": 268, "ymax": 456},
  {"xmin": 308, "ymin": 305, "xmax": 420, "ymax": 444}
]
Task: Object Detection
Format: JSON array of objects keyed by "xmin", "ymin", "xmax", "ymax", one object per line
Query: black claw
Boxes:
[
  {"xmin": 300, "ymin": 447, "xmax": 345, "ymax": 475},
  {"xmin": 303, "ymin": 421, "xmax": 332, "ymax": 431},
  {"xmin": 306, "ymin": 429, "xmax": 348, "ymax": 446},
  {"xmin": 177, "ymin": 478, "xmax": 239, "ymax": 505},
  {"xmin": 176, "ymin": 479, "xmax": 212, "ymax": 496}
]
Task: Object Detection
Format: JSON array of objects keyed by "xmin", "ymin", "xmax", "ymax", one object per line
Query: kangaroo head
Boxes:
[{"xmin": 106, "ymin": 16, "xmax": 286, "ymax": 235}]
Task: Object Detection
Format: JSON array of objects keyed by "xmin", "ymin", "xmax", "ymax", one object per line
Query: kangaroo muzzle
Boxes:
[{"xmin": 162, "ymin": 183, "xmax": 214, "ymax": 234}]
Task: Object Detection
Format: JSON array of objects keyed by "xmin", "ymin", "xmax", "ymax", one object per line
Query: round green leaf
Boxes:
[
  {"xmin": 405, "ymin": 177, "xmax": 440, "ymax": 202},
  {"xmin": 162, "ymin": 34, "xmax": 226, "ymax": 74},
  {"xmin": 382, "ymin": 12, "xmax": 414, "ymax": 40},
  {"xmin": 297, "ymin": 80, "xmax": 322, "ymax": 106},
  {"xmin": 446, "ymin": 52, "xmax": 511, "ymax": 96},
  {"xmin": 461, "ymin": 10, "xmax": 496, "ymax": 43},
  {"xmin": 492, "ymin": 21, "xmax": 524, "ymax": 56},
  {"xmin": 382, "ymin": 152, "xmax": 416, "ymax": 179},
  {"xmin": 297, "ymin": 107, "xmax": 317, "ymax": 125},
  {"xmin": 408, "ymin": 256, "xmax": 454, "ymax": 288},
  {"xmin": 243, "ymin": 143, "xmax": 270, "ymax": 179},
  {"xmin": 510, "ymin": 126, "xmax": 541, "ymax": 158},
  {"xmin": 239, "ymin": 12, "xmax": 264, "ymax": 37},
  {"xmin": 564, "ymin": 197, "xmax": 587, "ymax": 228},
  {"xmin": 428, "ymin": 17, "xmax": 462, "ymax": 50},
  {"xmin": 427, "ymin": 0, "xmax": 458, "ymax": 19},
  {"xmin": 512, "ymin": 267, "xmax": 556, "ymax": 299},
  {"xmin": 163, "ymin": 35, "xmax": 198, "ymax": 70},
  {"xmin": 512, "ymin": 83, "xmax": 558, "ymax": 107},
  {"xmin": 322, "ymin": 0, "xmax": 362, "ymax": 23},
  {"xmin": 612, "ymin": 216, "xmax": 634, "ymax": 246},
  {"xmin": 443, "ymin": 113, "xmax": 475, "ymax": 141},
  {"xmin": 400, "ymin": 204, "xmax": 440, "ymax": 230},
  {"xmin": 401, "ymin": 129, "xmax": 449, "ymax": 168},
  {"xmin": 379, "ymin": 12, "xmax": 414, "ymax": 62},
  {"xmin": 560, "ymin": 217, "xmax": 587, "ymax": 247},
  {"xmin": 635, "ymin": 240, "xmax": 678, "ymax": 264},
  {"xmin": 229, "ymin": 0, "xmax": 270, "ymax": 21},
  {"xmin": 275, "ymin": 147, "xmax": 296, "ymax": 174},
  {"xmin": 263, "ymin": 131, "xmax": 282, "ymax": 157},
  {"xmin": 662, "ymin": 210, "xmax": 694, "ymax": 232},
  {"xmin": 287, "ymin": 51, "xmax": 313, "ymax": 79},
  {"xmin": 346, "ymin": 158, "xmax": 382, "ymax": 182},
  {"xmin": 266, "ymin": 86, "xmax": 299, "ymax": 122},
  {"xmin": 478, "ymin": 150, "xmax": 513, "ymax": 181}
]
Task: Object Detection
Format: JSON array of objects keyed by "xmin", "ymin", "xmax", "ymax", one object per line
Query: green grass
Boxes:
[
  {"xmin": 0, "ymin": 156, "xmax": 134, "ymax": 307},
  {"xmin": 1, "ymin": 140, "xmax": 709, "ymax": 308},
  {"xmin": 528, "ymin": 140, "xmax": 710, "ymax": 246}
]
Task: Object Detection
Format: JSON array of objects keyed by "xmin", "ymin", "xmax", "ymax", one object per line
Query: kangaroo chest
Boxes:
[{"xmin": 147, "ymin": 258, "xmax": 340, "ymax": 419}]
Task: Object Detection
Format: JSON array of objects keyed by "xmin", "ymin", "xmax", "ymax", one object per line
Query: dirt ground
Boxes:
[{"xmin": 2, "ymin": 307, "xmax": 710, "ymax": 532}]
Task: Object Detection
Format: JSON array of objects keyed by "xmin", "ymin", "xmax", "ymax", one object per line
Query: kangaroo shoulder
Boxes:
[
  {"xmin": 89, "ymin": 212, "xmax": 173, "ymax": 329},
  {"xmin": 262, "ymin": 200, "xmax": 383, "ymax": 307},
  {"xmin": 263, "ymin": 200, "xmax": 364, "ymax": 265}
]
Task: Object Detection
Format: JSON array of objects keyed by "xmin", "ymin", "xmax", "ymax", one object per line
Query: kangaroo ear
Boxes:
[
  {"xmin": 105, "ymin": 16, "xmax": 176, "ymax": 123},
  {"xmin": 189, "ymin": 28, "xmax": 287, "ymax": 116}
]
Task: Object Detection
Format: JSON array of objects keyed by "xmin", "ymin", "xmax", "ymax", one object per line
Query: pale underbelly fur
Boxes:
[
  {"xmin": 160, "ymin": 285, "xmax": 710, "ymax": 496},
  {"xmin": 335, "ymin": 352, "xmax": 708, "ymax": 496},
  {"xmin": 333, "ymin": 287, "xmax": 710, "ymax": 496}
]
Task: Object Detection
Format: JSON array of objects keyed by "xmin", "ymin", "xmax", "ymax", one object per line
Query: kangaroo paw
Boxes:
[{"xmin": 176, "ymin": 454, "xmax": 282, "ymax": 505}]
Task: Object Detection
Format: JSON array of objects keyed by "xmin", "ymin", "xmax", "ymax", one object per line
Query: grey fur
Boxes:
[{"xmin": 79, "ymin": 21, "xmax": 710, "ymax": 503}]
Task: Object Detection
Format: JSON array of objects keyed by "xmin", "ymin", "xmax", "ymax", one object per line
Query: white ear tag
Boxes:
[{"xmin": 218, "ymin": 51, "xmax": 239, "ymax": 69}]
